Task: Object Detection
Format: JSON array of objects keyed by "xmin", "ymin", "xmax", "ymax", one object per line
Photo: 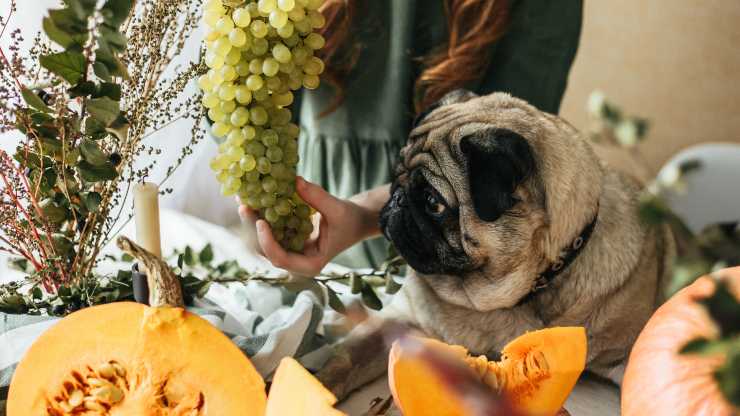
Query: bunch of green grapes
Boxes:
[{"xmin": 200, "ymin": 0, "xmax": 326, "ymax": 252}]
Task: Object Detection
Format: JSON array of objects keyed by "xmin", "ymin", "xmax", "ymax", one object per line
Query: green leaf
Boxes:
[
  {"xmin": 199, "ymin": 244, "xmax": 214, "ymax": 264},
  {"xmin": 64, "ymin": 0, "xmax": 97, "ymax": 20},
  {"xmin": 183, "ymin": 246, "xmax": 195, "ymax": 266},
  {"xmin": 51, "ymin": 234, "xmax": 75, "ymax": 255},
  {"xmin": 95, "ymin": 49, "xmax": 129, "ymax": 80},
  {"xmin": 100, "ymin": 25, "xmax": 127, "ymax": 52},
  {"xmin": 39, "ymin": 52, "xmax": 86, "ymax": 85},
  {"xmin": 81, "ymin": 191, "xmax": 102, "ymax": 213},
  {"xmin": 361, "ymin": 283, "xmax": 383, "ymax": 311},
  {"xmin": 86, "ymin": 97, "xmax": 120, "ymax": 126},
  {"xmin": 68, "ymin": 80, "xmax": 97, "ymax": 98},
  {"xmin": 39, "ymin": 199, "xmax": 69, "ymax": 223},
  {"xmin": 177, "ymin": 254, "xmax": 184, "ymax": 269},
  {"xmin": 42, "ymin": 16, "xmax": 76, "ymax": 48},
  {"xmin": 77, "ymin": 160, "xmax": 117, "ymax": 182},
  {"xmin": 80, "ymin": 138, "xmax": 109, "ymax": 166},
  {"xmin": 31, "ymin": 287, "xmax": 43, "ymax": 300},
  {"xmin": 326, "ymin": 286, "xmax": 346, "ymax": 314},
  {"xmin": 47, "ymin": 8, "xmax": 87, "ymax": 37},
  {"xmin": 84, "ymin": 116, "xmax": 107, "ymax": 138},
  {"xmin": 121, "ymin": 253, "xmax": 134, "ymax": 262},
  {"xmin": 93, "ymin": 61, "xmax": 112, "ymax": 82},
  {"xmin": 101, "ymin": 0, "xmax": 134, "ymax": 28},
  {"xmin": 106, "ymin": 114, "xmax": 130, "ymax": 141},
  {"xmin": 700, "ymin": 281, "xmax": 740, "ymax": 337},
  {"xmin": 196, "ymin": 281, "xmax": 212, "ymax": 298},
  {"xmin": 95, "ymin": 82, "xmax": 122, "ymax": 101},
  {"xmin": 21, "ymin": 87, "xmax": 53, "ymax": 113}
]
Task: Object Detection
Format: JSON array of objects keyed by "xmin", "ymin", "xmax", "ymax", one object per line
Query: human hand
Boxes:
[{"xmin": 238, "ymin": 177, "xmax": 378, "ymax": 276}]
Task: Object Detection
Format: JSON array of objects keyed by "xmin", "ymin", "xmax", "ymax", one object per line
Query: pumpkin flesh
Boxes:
[
  {"xmin": 389, "ymin": 327, "xmax": 587, "ymax": 416},
  {"xmin": 7, "ymin": 302, "xmax": 267, "ymax": 415},
  {"xmin": 265, "ymin": 357, "xmax": 346, "ymax": 416}
]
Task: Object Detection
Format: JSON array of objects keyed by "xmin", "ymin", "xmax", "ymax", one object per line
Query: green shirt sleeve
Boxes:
[{"xmin": 474, "ymin": 0, "xmax": 583, "ymax": 114}]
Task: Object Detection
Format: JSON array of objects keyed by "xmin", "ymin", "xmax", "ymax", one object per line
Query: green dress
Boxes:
[{"xmin": 296, "ymin": 0, "xmax": 583, "ymax": 268}]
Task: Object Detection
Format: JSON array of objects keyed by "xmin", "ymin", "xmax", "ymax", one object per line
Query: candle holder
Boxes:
[{"xmin": 131, "ymin": 263, "xmax": 150, "ymax": 305}]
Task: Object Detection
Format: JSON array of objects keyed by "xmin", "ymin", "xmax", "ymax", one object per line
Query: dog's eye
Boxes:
[{"xmin": 424, "ymin": 189, "xmax": 445, "ymax": 216}]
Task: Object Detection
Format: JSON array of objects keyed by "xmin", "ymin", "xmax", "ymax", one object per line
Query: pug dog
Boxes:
[{"xmin": 317, "ymin": 90, "xmax": 676, "ymax": 400}]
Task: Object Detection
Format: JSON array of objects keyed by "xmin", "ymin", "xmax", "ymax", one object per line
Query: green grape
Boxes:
[
  {"xmin": 211, "ymin": 154, "xmax": 230, "ymax": 171},
  {"xmin": 253, "ymin": 86, "xmax": 271, "ymax": 102},
  {"xmin": 220, "ymin": 64, "xmax": 238, "ymax": 81},
  {"xmin": 306, "ymin": 0, "xmax": 324, "ymax": 10},
  {"xmin": 250, "ymin": 19, "xmax": 269, "ymax": 38},
  {"xmin": 219, "ymin": 99, "xmax": 236, "ymax": 113},
  {"xmin": 299, "ymin": 218, "xmax": 314, "ymax": 235},
  {"xmin": 212, "ymin": 122, "xmax": 231, "ymax": 138},
  {"xmin": 287, "ymin": 75, "xmax": 303, "ymax": 91},
  {"xmin": 213, "ymin": 37, "xmax": 232, "ymax": 56},
  {"xmin": 271, "ymin": 108, "xmax": 292, "ymax": 126},
  {"xmin": 286, "ymin": 216, "xmax": 301, "ymax": 229},
  {"xmin": 233, "ymin": 7, "xmax": 252, "ymax": 27},
  {"xmin": 246, "ymin": 141, "xmax": 266, "ymax": 157},
  {"xmin": 208, "ymin": 108, "xmax": 227, "ymax": 122},
  {"xmin": 273, "ymin": 228, "xmax": 286, "ymax": 242},
  {"xmin": 262, "ymin": 176, "xmax": 278, "ymax": 193},
  {"xmin": 235, "ymin": 85, "xmax": 253, "ymax": 104},
  {"xmin": 266, "ymin": 76, "xmax": 283, "ymax": 91},
  {"xmin": 223, "ymin": 176, "xmax": 241, "ymax": 194},
  {"xmin": 245, "ymin": 181, "xmax": 262, "ymax": 195},
  {"xmin": 260, "ymin": 193, "xmax": 277, "ymax": 207},
  {"xmin": 263, "ymin": 58, "xmax": 281, "ymax": 77},
  {"xmin": 216, "ymin": 170, "xmax": 229, "ymax": 183},
  {"xmin": 235, "ymin": 61, "xmax": 251, "ymax": 76},
  {"xmin": 278, "ymin": 0, "xmax": 296, "ymax": 11},
  {"xmin": 246, "ymin": 2, "xmax": 260, "ymax": 17},
  {"xmin": 258, "ymin": 0, "xmax": 277, "ymax": 14},
  {"xmin": 308, "ymin": 10, "xmax": 325, "ymax": 29},
  {"xmin": 279, "ymin": 61, "xmax": 295, "ymax": 75},
  {"xmin": 275, "ymin": 198, "xmax": 292, "ymax": 215},
  {"xmin": 228, "ymin": 28, "xmax": 247, "ymax": 47},
  {"xmin": 205, "ymin": 30, "xmax": 221, "ymax": 42},
  {"xmin": 228, "ymin": 162, "xmax": 242, "ymax": 177},
  {"xmin": 269, "ymin": 10, "xmax": 289, "ymax": 28},
  {"xmin": 225, "ymin": 48, "xmax": 242, "ymax": 65},
  {"xmin": 226, "ymin": 145, "xmax": 245, "ymax": 161},
  {"xmin": 270, "ymin": 162, "xmax": 286, "ymax": 179},
  {"xmin": 288, "ymin": 235, "xmax": 305, "ymax": 252},
  {"xmin": 198, "ymin": 74, "xmax": 214, "ymax": 91},
  {"xmin": 303, "ymin": 56, "xmax": 324, "ymax": 75},
  {"xmin": 205, "ymin": 51, "xmax": 225, "ymax": 69},
  {"xmin": 284, "ymin": 32, "xmax": 301, "ymax": 47},
  {"xmin": 202, "ymin": 92, "xmax": 219, "ymax": 108},
  {"xmin": 227, "ymin": 128, "xmax": 246, "ymax": 145},
  {"xmin": 246, "ymin": 194, "xmax": 262, "ymax": 209},
  {"xmin": 284, "ymin": 123, "xmax": 300, "ymax": 138},
  {"xmin": 295, "ymin": 203, "xmax": 311, "ymax": 219},
  {"xmin": 294, "ymin": 18, "xmax": 311, "ymax": 35},
  {"xmin": 272, "ymin": 91, "xmax": 294, "ymax": 107},
  {"xmin": 262, "ymin": 129, "xmax": 280, "ymax": 146},
  {"xmin": 302, "ymin": 74, "xmax": 320, "ymax": 89},
  {"xmin": 218, "ymin": 83, "xmax": 237, "ymax": 101},
  {"xmin": 304, "ymin": 33, "xmax": 325, "ymax": 50},
  {"xmin": 264, "ymin": 207, "xmax": 280, "ymax": 223},
  {"xmin": 250, "ymin": 106, "xmax": 269, "ymax": 125},
  {"xmin": 203, "ymin": 10, "xmax": 222, "ymax": 27},
  {"xmin": 272, "ymin": 43, "xmax": 292, "ymax": 63},
  {"xmin": 240, "ymin": 154, "xmax": 257, "ymax": 172},
  {"xmin": 216, "ymin": 16, "xmax": 235, "ymax": 35},
  {"xmin": 284, "ymin": 152, "xmax": 299, "ymax": 166},
  {"xmin": 277, "ymin": 22, "xmax": 294, "ymax": 38},
  {"xmin": 208, "ymin": 68, "xmax": 225, "ymax": 85},
  {"xmin": 292, "ymin": 46, "xmax": 311, "ymax": 65},
  {"xmin": 274, "ymin": 216, "xmax": 288, "ymax": 229},
  {"xmin": 249, "ymin": 58, "xmax": 264, "ymax": 74},
  {"xmin": 288, "ymin": 5, "xmax": 306, "ymax": 22},
  {"xmin": 252, "ymin": 37, "xmax": 269, "ymax": 55},
  {"xmin": 230, "ymin": 107, "xmax": 250, "ymax": 127},
  {"xmin": 244, "ymin": 170, "xmax": 260, "ymax": 183},
  {"xmin": 205, "ymin": 0, "xmax": 225, "ymax": 12},
  {"xmin": 246, "ymin": 74, "xmax": 264, "ymax": 91},
  {"xmin": 243, "ymin": 125, "xmax": 257, "ymax": 141},
  {"xmin": 257, "ymin": 156, "xmax": 272, "ymax": 174}
]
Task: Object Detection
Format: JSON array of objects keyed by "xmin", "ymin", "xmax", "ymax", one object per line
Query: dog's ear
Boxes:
[
  {"xmin": 460, "ymin": 129, "xmax": 536, "ymax": 221},
  {"xmin": 413, "ymin": 89, "xmax": 479, "ymax": 128}
]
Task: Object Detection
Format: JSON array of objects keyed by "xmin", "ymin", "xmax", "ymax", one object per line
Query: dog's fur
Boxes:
[{"xmin": 317, "ymin": 91, "xmax": 675, "ymax": 399}]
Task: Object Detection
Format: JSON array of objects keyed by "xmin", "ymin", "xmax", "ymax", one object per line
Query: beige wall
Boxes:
[{"xmin": 560, "ymin": 0, "xmax": 740, "ymax": 174}]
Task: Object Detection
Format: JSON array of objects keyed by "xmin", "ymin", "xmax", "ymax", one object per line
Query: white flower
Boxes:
[
  {"xmin": 658, "ymin": 165, "xmax": 681, "ymax": 187},
  {"xmin": 615, "ymin": 121, "xmax": 638, "ymax": 147},
  {"xmin": 587, "ymin": 90, "xmax": 606, "ymax": 117}
]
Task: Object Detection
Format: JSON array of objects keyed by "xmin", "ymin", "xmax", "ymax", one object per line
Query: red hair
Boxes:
[{"xmin": 317, "ymin": 0, "xmax": 511, "ymax": 115}]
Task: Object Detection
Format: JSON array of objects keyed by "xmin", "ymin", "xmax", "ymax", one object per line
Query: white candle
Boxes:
[{"xmin": 133, "ymin": 182, "xmax": 162, "ymax": 258}]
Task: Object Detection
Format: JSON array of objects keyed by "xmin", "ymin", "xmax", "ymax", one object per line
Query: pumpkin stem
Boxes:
[{"xmin": 116, "ymin": 236, "xmax": 185, "ymax": 308}]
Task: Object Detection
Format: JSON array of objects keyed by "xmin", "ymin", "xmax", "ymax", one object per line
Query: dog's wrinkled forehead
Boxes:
[{"xmin": 401, "ymin": 92, "xmax": 541, "ymax": 170}]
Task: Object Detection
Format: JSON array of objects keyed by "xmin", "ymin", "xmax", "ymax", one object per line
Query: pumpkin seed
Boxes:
[
  {"xmin": 68, "ymin": 389, "xmax": 84, "ymax": 407},
  {"xmin": 84, "ymin": 398, "xmax": 106, "ymax": 411},
  {"xmin": 109, "ymin": 385, "xmax": 124, "ymax": 403},
  {"xmin": 87, "ymin": 377, "xmax": 108, "ymax": 387},
  {"xmin": 97, "ymin": 362, "xmax": 115, "ymax": 379},
  {"xmin": 112, "ymin": 361, "xmax": 127, "ymax": 377}
]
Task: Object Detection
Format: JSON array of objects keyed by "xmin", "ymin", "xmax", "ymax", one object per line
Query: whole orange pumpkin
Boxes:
[{"xmin": 621, "ymin": 266, "xmax": 740, "ymax": 416}]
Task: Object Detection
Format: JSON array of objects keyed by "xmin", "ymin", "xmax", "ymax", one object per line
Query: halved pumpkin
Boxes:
[
  {"xmin": 266, "ymin": 357, "xmax": 346, "ymax": 416},
  {"xmin": 388, "ymin": 327, "xmax": 587, "ymax": 416}
]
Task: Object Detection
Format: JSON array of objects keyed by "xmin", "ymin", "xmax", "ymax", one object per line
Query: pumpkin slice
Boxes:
[
  {"xmin": 8, "ymin": 237, "xmax": 267, "ymax": 415},
  {"xmin": 265, "ymin": 357, "xmax": 346, "ymax": 416},
  {"xmin": 389, "ymin": 327, "xmax": 587, "ymax": 416}
]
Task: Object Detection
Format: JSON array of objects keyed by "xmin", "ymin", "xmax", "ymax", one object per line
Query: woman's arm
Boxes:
[{"xmin": 239, "ymin": 178, "xmax": 390, "ymax": 276}]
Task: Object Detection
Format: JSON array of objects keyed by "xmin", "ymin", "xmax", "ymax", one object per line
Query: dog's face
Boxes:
[{"xmin": 380, "ymin": 91, "xmax": 604, "ymax": 311}]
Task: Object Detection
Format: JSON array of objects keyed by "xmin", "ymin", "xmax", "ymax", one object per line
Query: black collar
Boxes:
[{"xmin": 516, "ymin": 208, "xmax": 599, "ymax": 306}]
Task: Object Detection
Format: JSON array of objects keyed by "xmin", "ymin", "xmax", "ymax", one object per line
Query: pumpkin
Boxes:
[
  {"xmin": 622, "ymin": 267, "xmax": 740, "ymax": 416},
  {"xmin": 265, "ymin": 357, "xmax": 345, "ymax": 416},
  {"xmin": 388, "ymin": 327, "xmax": 587, "ymax": 416},
  {"xmin": 7, "ymin": 237, "xmax": 267, "ymax": 415}
]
